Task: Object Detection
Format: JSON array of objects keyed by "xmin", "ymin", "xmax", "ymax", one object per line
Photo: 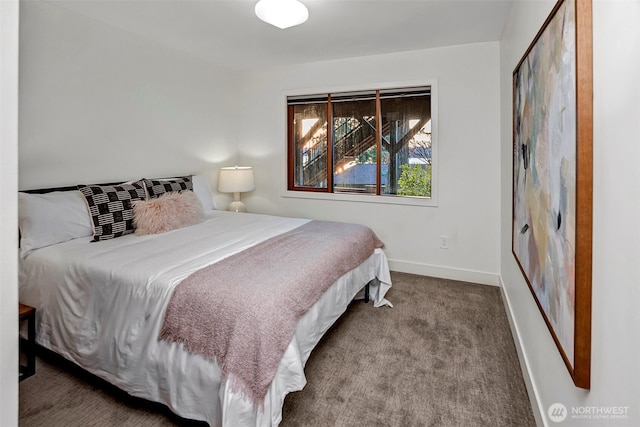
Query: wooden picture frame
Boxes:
[{"xmin": 512, "ymin": 0, "xmax": 592, "ymax": 389}]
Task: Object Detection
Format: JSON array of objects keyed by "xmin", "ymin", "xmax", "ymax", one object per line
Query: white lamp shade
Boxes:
[
  {"xmin": 218, "ymin": 166, "xmax": 255, "ymax": 193},
  {"xmin": 255, "ymin": 0, "xmax": 308, "ymax": 29}
]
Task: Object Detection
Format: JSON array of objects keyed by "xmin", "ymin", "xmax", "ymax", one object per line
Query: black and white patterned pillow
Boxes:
[
  {"xmin": 78, "ymin": 181, "xmax": 146, "ymax": 241},
  {"xmin": 144, "ymin": 176, "xmax": 193, "ymax": 198}
]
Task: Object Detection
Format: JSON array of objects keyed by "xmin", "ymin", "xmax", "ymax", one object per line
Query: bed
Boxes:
[{"xmin": 17, "ymin": 175, "xmax": 392, "ymax": 426}]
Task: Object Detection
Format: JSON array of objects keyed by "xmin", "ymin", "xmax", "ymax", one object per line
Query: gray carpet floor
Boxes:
[{"xmin": 19, "ymin": 272, "xmax": 535, "ymax": 427}]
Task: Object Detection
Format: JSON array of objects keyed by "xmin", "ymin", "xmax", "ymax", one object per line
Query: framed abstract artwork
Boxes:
[{"xmin": 512, "ymin": 0, "xmax": 593, "ymax": 389}]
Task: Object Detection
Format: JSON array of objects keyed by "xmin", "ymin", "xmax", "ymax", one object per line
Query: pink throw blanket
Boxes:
[{"xmin": 158, "ymin": 220, "xmax": 384, "ymax": 407}]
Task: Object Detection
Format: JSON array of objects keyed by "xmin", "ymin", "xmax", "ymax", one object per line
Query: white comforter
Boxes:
[{"xmin": 19, "ymin": 211, "xmax": 391, "ymax": 426}]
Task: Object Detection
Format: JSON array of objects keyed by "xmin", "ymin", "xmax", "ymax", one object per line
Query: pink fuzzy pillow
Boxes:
[{"xmin": 133, "ymin": 191, "xmax": 204, "ymax": 236}]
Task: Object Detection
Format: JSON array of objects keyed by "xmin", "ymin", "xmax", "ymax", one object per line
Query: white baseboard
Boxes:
[
  {"xmin": 388, "ymin": 259, "xmax": 500, "ymax": 286},
  {"xmin": 498, "ymin": 276, "xmax": 545, "ymax": 427}
]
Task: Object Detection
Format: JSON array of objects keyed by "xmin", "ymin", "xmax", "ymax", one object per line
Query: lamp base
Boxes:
[{"xmin": 226, "ymin": 200, "xmax": 247, "ymax": 213}]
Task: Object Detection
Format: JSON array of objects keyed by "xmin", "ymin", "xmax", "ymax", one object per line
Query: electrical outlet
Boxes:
[{"xmin": 440, "ymin": 236, "xmax": 449, "ymax": 249}]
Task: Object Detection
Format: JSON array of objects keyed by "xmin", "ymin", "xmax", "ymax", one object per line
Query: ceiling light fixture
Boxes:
[{"xmin": 255, "ymin": 0, "xmax": 309, "ymax": 29}]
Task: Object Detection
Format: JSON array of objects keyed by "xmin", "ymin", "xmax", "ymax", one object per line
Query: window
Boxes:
[{"xmin": 287, "ymin": 86, "xmax": 432, "ymax": 199}]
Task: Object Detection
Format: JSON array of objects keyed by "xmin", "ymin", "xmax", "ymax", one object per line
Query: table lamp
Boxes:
[{"xmin": 218, "ymin": 166, "xmax": 255, "ymax": 212}]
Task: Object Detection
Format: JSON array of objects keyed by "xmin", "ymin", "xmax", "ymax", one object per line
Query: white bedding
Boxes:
[{"xmin": 19, "ymin": 210, "xmax": 392, "ymax": 426}]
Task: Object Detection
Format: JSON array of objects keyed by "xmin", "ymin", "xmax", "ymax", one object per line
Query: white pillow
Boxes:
[
  {"xmin": 18, "ymin": 190, "xmax": 93, "ymax": 257},
  {"xmin": 191, "ymin": 173, "xmax": 217, "ymax": 210}
]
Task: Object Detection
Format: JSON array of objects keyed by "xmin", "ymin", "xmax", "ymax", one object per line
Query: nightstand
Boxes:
[{"xmin": 19, "ymin": 303, "xmax": 36, "ymax": 381}]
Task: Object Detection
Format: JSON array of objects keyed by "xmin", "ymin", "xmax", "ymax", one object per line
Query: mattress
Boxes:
[{"xmin": 19, "ymin": 210, "xmax": 392, "ymax": 426}]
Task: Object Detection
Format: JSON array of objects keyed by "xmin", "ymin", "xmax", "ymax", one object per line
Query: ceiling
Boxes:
[{"xmin": 47, "ymin": 0, "xmax": 514, "ymax": 71}]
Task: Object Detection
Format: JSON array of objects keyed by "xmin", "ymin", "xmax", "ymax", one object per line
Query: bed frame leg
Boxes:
[{"xmin": 364, "ymin": 282, "xmax": 370, "ymax": 303}]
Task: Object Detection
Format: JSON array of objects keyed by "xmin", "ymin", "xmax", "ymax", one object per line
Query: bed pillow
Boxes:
[
  {"xmin": 132, "ymin": 190, "xmax": 204, "ymax": 235},
  {"xmin": 78, "ymin": 181, "xmax": 146, "ymax": 241},
  {"xmin": 18, "ymin": 190, "xmax": 94, "ymax": 256},
  {"xmin": 191, "ymin": 173, "xmax": 217, "ymax": 210},
  {"xmin": 144, "ymin": 176, "xmax": 193, "ymax": 198},
  {"xmin": 146, "ymin": 174, "xmax": 215, "ymax": 210}
]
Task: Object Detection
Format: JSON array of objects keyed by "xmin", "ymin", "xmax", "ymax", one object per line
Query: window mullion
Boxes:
[
  {"xmin": 375, "ymin": 90, "xmax": 382, "ymax": 196},
  {"xmin": 327, "ymin": 94, "xmax": 333, "ymax": 193},
  {"xmin": 287, "ymin": 105, "xmax": 294, "ymax": 191}
]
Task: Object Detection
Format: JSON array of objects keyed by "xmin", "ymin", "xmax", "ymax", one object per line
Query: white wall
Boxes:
[
  {"xmin": 500, "ymin": 1, "xmax": 640, "ymax": 425},
  {"xmin": 18, "ymin": 0, "xmax": 238, "ymax": 194},
  {"xmin": 237, "ymin": 42, "xmax": 502, "ymax": 285},
  {"xmin": 0, "ymin": 1, "xmax": 19, "ymax": 425}
]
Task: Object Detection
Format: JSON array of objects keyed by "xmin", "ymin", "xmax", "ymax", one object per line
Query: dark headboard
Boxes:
[{"xmin": 22, "ymin": 182, "xmax": 124, "ymax": 194}]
